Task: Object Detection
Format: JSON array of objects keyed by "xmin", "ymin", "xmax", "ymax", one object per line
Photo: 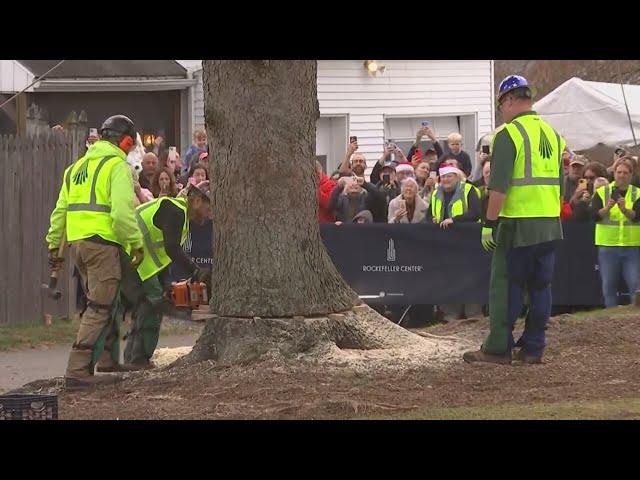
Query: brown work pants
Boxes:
[{"xmin": 65, "ymin": 240, "xmax": 121, "ymax": 378}]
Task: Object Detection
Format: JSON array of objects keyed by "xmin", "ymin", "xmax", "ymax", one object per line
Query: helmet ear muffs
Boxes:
[{"xmin": 119, "ymin": 135, "xmax": 135, "ymax": 153}]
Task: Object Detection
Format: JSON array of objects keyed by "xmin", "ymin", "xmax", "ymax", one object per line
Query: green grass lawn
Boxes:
[
  {"xmin": 362, "ymin": 397, "xmax": 640, "ymax": 420},
  {"xmin": 0, "ymin": 316, "xmax": 202, "ymax": 351},
  {"xmin": 0, "ymin": 318, "xmax": 81, "ymax": 351}
]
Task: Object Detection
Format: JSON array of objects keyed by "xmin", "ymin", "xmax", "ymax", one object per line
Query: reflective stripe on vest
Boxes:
[
  {"xmin": 599, "ymin": 185, "xmax": 639, "ymax": 226},
  {"xmin": 431, "ymin": 182, "xmax": 476, "ymax": 223},
  {"xmin": 135, "ymin": 200, "xmax": 165, "ymax": 269},
  {"xmin": 499, "ymin": 114, "xmax": 563, "ymax": 218},
  {"xmin": 595, "ymin": 183, "xmax": 640, "ymax": 246},
  {"xmin": 135, "ymin": 197, "xmax": 189, "ymax": 281},
  {"xmin": 510, "ymin": 120, "xmax": 561, "ymax": 186},
  {"xmin": 66, "ymin": 155, "xmax": 116, "ymax": 212},
  {"xmin": 64, "ymin": 154, "xmax": 124, "ymax": 245}
]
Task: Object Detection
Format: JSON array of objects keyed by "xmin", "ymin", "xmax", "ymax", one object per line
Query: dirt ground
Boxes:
[{"xmin": 19, "ymin": 310, "xmax": 640, "ymax": 420}]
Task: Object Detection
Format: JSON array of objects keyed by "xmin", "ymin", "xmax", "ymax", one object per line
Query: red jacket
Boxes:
[
  {"xmin": 560, "ymin": 200, "xmax": 573, "ymax": 221},
  {"xmin": 318, "ymin": 173, "xmax": 337, "ymax": 222}
]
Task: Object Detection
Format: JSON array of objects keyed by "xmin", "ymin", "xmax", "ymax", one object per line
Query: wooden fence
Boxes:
[{"xmin": 0, "ymin": 127, "xmax": 85, "ymax": 325}]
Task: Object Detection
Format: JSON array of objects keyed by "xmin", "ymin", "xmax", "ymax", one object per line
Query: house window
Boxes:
[
  {"xmin": 316, "ymin": 116, "xmax": 347, "ymax": 174},
  {"xmin": 385, "ymin": 115, "xmax": 476, "ymax": 158}
]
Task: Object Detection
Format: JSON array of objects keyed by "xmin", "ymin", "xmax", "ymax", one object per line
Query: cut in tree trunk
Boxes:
[{"xmin": 185, "ymin": 60, "xmax": 435, "ymax": 366}]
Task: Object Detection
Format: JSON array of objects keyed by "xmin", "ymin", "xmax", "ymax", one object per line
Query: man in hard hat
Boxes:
[
  {"xmin": 46, "ymin": 114, "xmax": 146, "ymax": 390},
  {"xmin": 123, "ymin": 185, "xmax": 212, "ymax": 368},
  {"xmin": 463, "ymin": 75, "xmax": 566, "ymax": 365}
]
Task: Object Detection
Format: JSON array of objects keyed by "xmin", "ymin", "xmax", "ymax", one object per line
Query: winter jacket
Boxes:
[
  {"xmin": 318, "ymin": 173, "xmax": 337, "ymax": 222},
  {"xmin": 387, "ymin": 194, "xmax": 429, "ymax": 223},
  {"xmin": 329, "ymin": 182, "xmax": 385, "ymax": 223}
]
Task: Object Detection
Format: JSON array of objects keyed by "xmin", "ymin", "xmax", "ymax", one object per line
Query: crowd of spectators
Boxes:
[{"xmin": 316, "ymin": 124, "xmax": 640, "ymax": 322}]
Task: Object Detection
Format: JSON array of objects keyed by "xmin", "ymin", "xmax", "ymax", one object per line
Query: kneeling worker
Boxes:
[{"xmin": 123, "ymin": 186, "xmax": 212, "ymax": 368}]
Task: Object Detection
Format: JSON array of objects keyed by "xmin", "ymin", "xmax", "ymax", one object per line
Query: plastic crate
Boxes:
[{"xmin": 0, "ymin": 394, "xmax": 58, "ymax": 420}]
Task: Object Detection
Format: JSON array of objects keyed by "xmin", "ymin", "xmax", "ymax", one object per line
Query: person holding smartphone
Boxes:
[
  {"xmin": 329, "ymin": 175, "xmax": 385, "ymax": 223},
  {"xmin": 370, "ymin": 141, "xmax": 409, "ymax": 185},
  {"xmin": 415, "ymin": 161, "xmax": 436, "ymax": 203},
  {"xmin": 337, "ymin": 136, "xmax": 367, "ymax": 177},
  {"xmin": 590, "ymin": 158, "xmax": 640, "ymax": 308},
  {"xmin": 568, "ymin": 161, "xmax": 608, "ymax": 221},
  {"xmin": 388, "ymin": 177, "xmax": 428, "ymax": 224},
  {"xmin": 470, "ymin": 134, "xmax": 494, "ymax": 184},
  {"xmin": 563, "ymin": 155, "xmax": 586, "ymax": 202},
  {"xmin": 406, "ymin": 123, "xmax": 443, "ymax": 166}
]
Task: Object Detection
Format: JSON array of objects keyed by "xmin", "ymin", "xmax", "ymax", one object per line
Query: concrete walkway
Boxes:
[{"xmin": 0, "ymin": 333, "xmax": 200, "ymax": 394}]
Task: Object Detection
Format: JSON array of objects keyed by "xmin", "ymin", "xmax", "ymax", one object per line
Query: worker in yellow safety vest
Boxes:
[
  {"xmin": 46, "ymin": 115, "xmax": 145, "ymax": 390},
  {"xmin": 122, "ymin": 187, "xmax": 212, "ymax": 369},
  {"xmin": 591, "ymin": 158, "xmax": 640, "ymax": 308},
  {"xmin": 463, "ymin": 75, "xmax": 565, "ymax": 366}
]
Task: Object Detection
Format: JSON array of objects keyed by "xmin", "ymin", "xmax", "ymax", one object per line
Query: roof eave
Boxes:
[{"xmin": 33, "ymin": 78, "xmax": 196, "ymax": 92}]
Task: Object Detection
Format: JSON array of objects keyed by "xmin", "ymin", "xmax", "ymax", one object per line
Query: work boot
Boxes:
[
  {"xmin": 463, "ymin": 349, "xmax": 512, "ymax": 365},
  {"xmin": 95, "ymin": 362, "xmax": 150, "ymax": 373},
  {"xmin": 64, "ymin": 374, "xmax": 121, "ymax": 391},
  {"xmin": 66, "ymin": 349, "xmax": 94, "ymax": 378},
  {"xmin": 513, "ymin": 349, "xmax": 543, "ymax": 364}
]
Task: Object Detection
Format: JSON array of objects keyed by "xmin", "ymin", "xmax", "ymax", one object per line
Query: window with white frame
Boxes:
[{"xmin": 385, "ymin": 115, "xmax": 476, "ymax": 159}]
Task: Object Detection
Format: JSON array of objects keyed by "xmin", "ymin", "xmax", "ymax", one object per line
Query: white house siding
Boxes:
[
  {"xmin": 317, "ymin": 60, "xmax": 494, "ymax": 175},
  {"xmin": 189, "ymin": 60, "xmax": 494, "ymax": 174},
  {"xmin": 0, "ymin": 60, "xmax": 34, "ymax": 93},
  {"xmin": 192, "ymin": 68, "xmax": 205, "ymax": 134}
]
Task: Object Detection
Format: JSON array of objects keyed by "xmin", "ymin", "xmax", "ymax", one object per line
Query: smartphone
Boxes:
[
  {"xmin": 421, "ymin": 121, "xmax": 430, "ymax": 128},
  {"xmin": 169, "ymin": 146, "xmax": 177, "ymax": 160},
  {"xmin": 89, "ymin": 128, "xmax": 98, "ymax": 137},
  {"xmin": 481, "ymin": 145, "xmax": 490, "ymax": 154},
  {"xmin": 349, "ymin": 136, "xmax": 358, "ymax": 144},
  {"xmin": 579, "ymin": 178, "xmax": 587, "ymax": 188},
  {"xmin": 429, "ymin": 171, "xmax": 437, "ymax": 179},
  {"xmin": 382, "ymin": 173, "xmax": 390, "ymax": 185}
]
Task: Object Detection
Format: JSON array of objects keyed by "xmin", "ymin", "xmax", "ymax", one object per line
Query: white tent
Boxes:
[{"xmin": 533, "ymin": 76, "xmax": 640, "ymax": 151}]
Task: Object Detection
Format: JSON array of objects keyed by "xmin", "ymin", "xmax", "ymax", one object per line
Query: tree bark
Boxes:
[
  {"xmin": 203, "ymin": 60, "xmax": 359, "ymax": 318},
  {"xmin": 185, "ymin": 61, "xmax": 427, "ymax": 368}
]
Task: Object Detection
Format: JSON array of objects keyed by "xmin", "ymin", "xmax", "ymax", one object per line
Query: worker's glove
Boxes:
[
  {"xmin": 192, "ymin": 266, "xmax": 211, "ymax": 286},
  {"xmin": 48, "ymin": 248, "xmax": 64, "ymax": 269},
  {"xmin": 129, "ymin": 247, "xmax": 145, "ymax": 268},
  {"xmin": 481, "ymin": 220, "xmax": 498, "ymax": 252}
]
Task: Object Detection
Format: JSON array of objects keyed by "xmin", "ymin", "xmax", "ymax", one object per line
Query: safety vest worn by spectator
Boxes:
[
  {"xmin": 135, "ymin": 196, "xmax": 189, "ymax": 281},
  {"xmin": 594, "ymin": 182, "xmax": 640, "ymax": 247},
  {"xmin": 431, "ymin": 182, "xmax": 479, "ymax": 223},
  {"xmin": 492, "ymin": 113, "xmax": 565, "ymax": 218},
  {"xmin": 64, "ymin": 141, "xmax": 128, "ymax": 245}
]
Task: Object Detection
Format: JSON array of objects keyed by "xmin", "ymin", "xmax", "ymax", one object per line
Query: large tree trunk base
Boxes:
[{"xmin": 181, "ymin": 305, "xmax": 473, "ymax": 373}]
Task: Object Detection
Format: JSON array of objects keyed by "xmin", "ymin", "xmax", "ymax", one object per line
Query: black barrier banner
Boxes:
[
  {"xmin": 320, "ymin": 222, "xmax": 604, "ymax": 306},
  {"xmin": 170, "ymin": 219, "xmax": 214, "ymax": 281}
]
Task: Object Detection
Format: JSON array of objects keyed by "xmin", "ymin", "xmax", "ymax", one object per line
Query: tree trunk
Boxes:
[
  {"xmin": 203, "ymin": 60, "xmax": 359, "ymax": 318},
  {"xmin": 186, "ymin": 61, "xmax": 420, "ymax": 366}
]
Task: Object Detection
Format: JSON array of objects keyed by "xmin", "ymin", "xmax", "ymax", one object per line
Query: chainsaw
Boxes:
[{"xmin": 170, "ymin": 280, "xmax": 208, "ymax": 309}]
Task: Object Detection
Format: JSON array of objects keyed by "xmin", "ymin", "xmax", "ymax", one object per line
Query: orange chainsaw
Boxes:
[{"xmin": 170, "ymin": 280, "xmax": 208, "ymax": 309}]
